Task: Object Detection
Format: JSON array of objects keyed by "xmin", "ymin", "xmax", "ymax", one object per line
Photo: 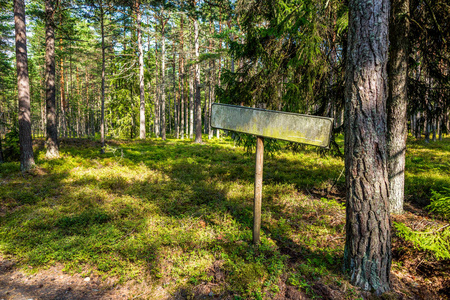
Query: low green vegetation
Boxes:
[
  {"xmin": 0, "ymin": 135, "xmax": 449, "ymax": 298},
  {"xmin": 427, "ymin": 188, "xmax": 450, "ymax": 220},
  {"xmin": 394, "ymin": 222, "xmax": 450, "ymax": 260}
]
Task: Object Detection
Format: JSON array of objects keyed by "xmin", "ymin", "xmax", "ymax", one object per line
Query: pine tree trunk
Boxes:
[
  {"xmin": 100, "ymin": 1, "xmax": 106, "ymax": 153},
  {"xmin": 189, "ymin": 66, "xmax": 194, "ymax": 139},
  {"xmin": 59, "ymin": 38, "xmax": 66, "ymax": 138},
  {"xmin": 45, "ymin": 0, "xmax": 59, "ymax": 158},
  {"xmin": 387, "ymin": 0, "xmax": 409, "ymax": 214},
  {"xmin": 161, "ymin": 17, "xmax": 167, "ymax": 140},
  {"xmin": 209, "ymin": 59, "xmax": 215, "ymax": 140},
  {"xmin": 194, "ymin": 18, "xmax": 202, "ymax": 143},
  {"xmin": 155, "ymin": 39, "xmax": 160, "ymax": 138},
  {"xmin": 179, "ymin": 16, "xmax": 185, "ymax": 140},
  {"xmin": 136, "ymin": 0, "xmax": 145, "ymax": 139},
  {"xmin": 173, "ymin": 52, "xmax": 178, "ymax": 138},
  {"xmin": 343, "ymin": 0, "xmax": 391, "ymax": 294},
  {"xmin": 14, "ymin": 0, "xmax": 35, "ymax": 170}
]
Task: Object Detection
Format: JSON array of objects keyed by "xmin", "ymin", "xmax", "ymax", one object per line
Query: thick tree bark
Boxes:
[
  {"xmin": 343, "ymin": 0, "xmax": 391, "ymax": 294},
  {"xmin": 387, "ymin": 0, "xmax": 409, "ymax": 214},
  {"xmin": 45, "ymin": 0, "xmax": 59, "ymax": 158},
  {"xmin": 136, "ymin": 0, "xmax": 145, "ymax": 139},
  {"xmin": 14, "ymin": 0, "xmax": 35, "ymax": 170},
  {"xmin": 194, "ymin": 18, "xmax": 202, "ymax": 143}
]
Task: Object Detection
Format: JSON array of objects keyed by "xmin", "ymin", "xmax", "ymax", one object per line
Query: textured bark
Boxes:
[
  {"xmin": 136, "ymin": 0, "xmax": 145, "ymax": 139},
  {"xmin": 100, "ymin": 1, "xmax": 106, "ymax": 153},
  {"xmin": 194, "ymin": 18, "xmax": 202, "ymax": 143},
  {"xmin": 343, "ymin": 0, "xmax": 391, "ymax": 294},
  {"xmin": 387, "ymin": 0, "xmax": 409, "ymax": 214},
  {"xmin": 14, "ymin": 0, "xmax": 35, "ymax": 170},
  {"xmin": 45, "ymin": 0, "xmax": 59, "ymax": 158}
]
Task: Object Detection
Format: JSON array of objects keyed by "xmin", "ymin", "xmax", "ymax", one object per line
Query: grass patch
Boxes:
[{"xmin": 0, "ymin": 135, "xmax": 449, "ymax": 298}]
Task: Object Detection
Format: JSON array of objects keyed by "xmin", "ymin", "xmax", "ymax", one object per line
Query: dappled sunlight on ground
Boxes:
[{"xmin": 0, "ymin": 136, "xmax": 448, "ymax": 299}]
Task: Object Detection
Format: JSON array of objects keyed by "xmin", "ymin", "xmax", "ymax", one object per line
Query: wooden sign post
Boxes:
[{"xmin": 211, "ymin": 103, "xmax": 333, "ymax": 244}]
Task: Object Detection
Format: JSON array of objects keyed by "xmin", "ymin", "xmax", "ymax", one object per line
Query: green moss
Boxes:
[{"xmin": 0, "ymin": 136, "xmax": 448, "ymax": 298}]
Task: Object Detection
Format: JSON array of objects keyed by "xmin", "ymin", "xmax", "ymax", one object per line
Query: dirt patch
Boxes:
[{"xmin": 0, "ymin": 258, "xmax": 130, "ymax": 300}]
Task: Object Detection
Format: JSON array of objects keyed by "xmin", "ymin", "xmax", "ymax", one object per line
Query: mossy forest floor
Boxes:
[{"xmin": 0, "ymin": 136, "xmax": 449, "ymax": 299}]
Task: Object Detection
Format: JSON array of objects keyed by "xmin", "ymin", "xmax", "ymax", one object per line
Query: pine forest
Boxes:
[{"xmin": 0, "ymin": 0, "xmax": 449, "ymax": 299}]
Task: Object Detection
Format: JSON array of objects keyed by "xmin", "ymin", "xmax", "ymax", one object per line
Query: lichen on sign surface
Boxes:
[{"xmin": 211, "ymin": 103, "xmax": 333, "ymax": 148}]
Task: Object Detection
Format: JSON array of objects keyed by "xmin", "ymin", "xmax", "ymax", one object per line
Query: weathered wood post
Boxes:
[
  {"xmin": 253, "ymin": 136, "xmax": 264, "ymax": 244},
  {"xmin": 211, "ymin": 103, "xmax": 333, "ymax": 245}
]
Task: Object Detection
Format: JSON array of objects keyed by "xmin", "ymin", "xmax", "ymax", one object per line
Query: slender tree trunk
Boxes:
[
  {"xmin": 40, "ymin": 70, "xmax": 46, "ymax": 138},
  {"xmin": 100, "ymin": 1, "xmax": 106, "ymax": 153},
  {"xmin": 424, "ymin": 111, "xmax": 430, "ymax": 142},
  {"xmin": 343, "ymin": 0, "xmax": 391, "ymax": 294},
  {"xmin": 194, "ymin": 18, "xmax": 202, "ymax": 143},
  {"xmin": 76, "ymin": 66, "xmax": 80, "ymax": 137},
  {"xmin": 189, "ymin": 66, "xmax": 194, "ymax": 139},
  {"xmin": 45, "ymin": 0, "xmax": 59, "ymax": 158},
  {"xmin": 136, "ymin": 0, "xmax": 145, "ymax": 139},
  {"xmin": 160, "ymin": 16, "xmax": 167, "ymax": 140},
  {"xmin": 216, "ymin": 20, "xmax": 223, "ymax": 139},
  {"xmin": 155, "ymin": 38, "xmax": 160, "ymax": 138},
  {"xmin": 208, "ymin": 20, "xmax": 214, "ymax": 140},
  {"xmin": 173, "ymin": 52, "xmax": 178, "ymax": 138},
  {"xmin": 59, "ymin": 38, "xmax": 66, "ymax": 137},
  {"xmin": 14, "ymin": 0, "xmax": 35, "ymax": 170},
  {"xmin": 179, "ymin": 16, "xmax": 185, "ymax": 140},
  {"xmin": 210, "ymin": 58, "xmax": 216, "ymax": 139},
  {"xmin": 387, "ymin": 0, "xmax": 409, "ymax": 214}
]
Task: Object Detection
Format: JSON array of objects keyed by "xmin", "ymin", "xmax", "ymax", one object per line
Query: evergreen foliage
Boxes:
[
  {"xmin": 394, "ymin": 222, "xmax": 450, "ymax": 260},
  {"xmin": 427, "ymin": 188, "xmax": 450, "ymax": 220}
]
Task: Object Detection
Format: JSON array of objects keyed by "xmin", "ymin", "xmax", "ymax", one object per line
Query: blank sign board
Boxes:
[{"xmin": 211, "ymin": 103, "xmax": 333, "ymax": 148}]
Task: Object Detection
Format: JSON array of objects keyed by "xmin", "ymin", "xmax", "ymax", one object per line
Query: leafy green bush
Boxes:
[
  {"xmin": 394, "ymin": 222, "xmax": 450, "ymax": 260},
  {"xmin": 427, "ymin": 188, "xmax": 450, "ymax": 220}
]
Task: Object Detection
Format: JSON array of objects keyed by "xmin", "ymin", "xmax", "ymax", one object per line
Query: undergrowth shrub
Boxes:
[
  {"xmin": 427, "ymin": 188, "xmax": 450, "ymax": 220},
  {"xmin": 3, "ymin": 126, "xmax": 20, "ymax": 161},
  {"xmin": 394, "ymin": 222, "xmax": 450, "ymax": 260}
]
